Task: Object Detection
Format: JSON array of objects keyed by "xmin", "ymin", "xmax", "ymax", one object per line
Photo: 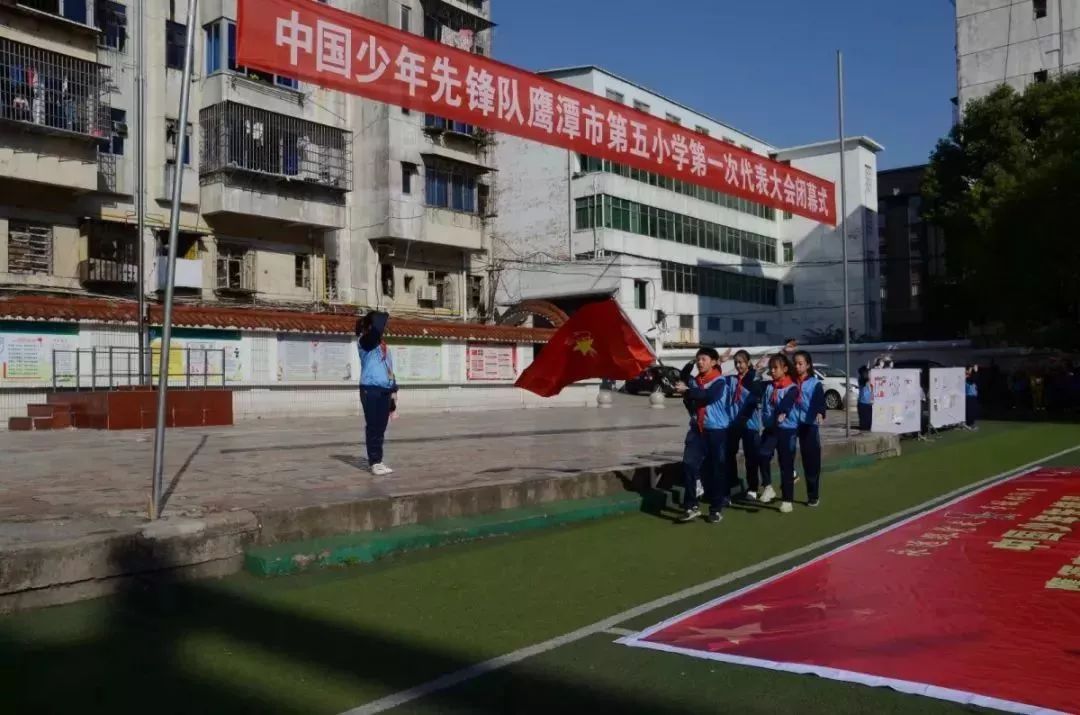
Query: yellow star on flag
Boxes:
[{"xmin": 570, "ymin": 333, "xmax": 597, "ymax": 357}]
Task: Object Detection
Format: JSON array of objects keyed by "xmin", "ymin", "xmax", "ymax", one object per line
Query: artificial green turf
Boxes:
[{"xmin": 1, "ymin": 422, "xmax": 1077, "ymax": 715}]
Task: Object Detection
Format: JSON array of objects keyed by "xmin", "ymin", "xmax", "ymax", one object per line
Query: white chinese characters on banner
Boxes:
[
  {"xmin": 870, "ymin": 369, "xmax": 922, "ymax": 435},
  {"xmin": 467, "ymin": 344, "xmax": 516, "ymax": 381}
]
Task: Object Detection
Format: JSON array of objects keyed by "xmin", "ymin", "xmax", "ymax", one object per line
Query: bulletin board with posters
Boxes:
[
  {"xmin": 388, "ymin": 340, "xmax": 444, "ymax": 382},
  {"xmin": 0, "ymin": 323, "xmax": 79, "ymax": 385},
  {"xmin": 870, "ymin": 368, "xmax": 922, "ymax": 435},
  {"xmin": 277, "ymin": 334, "xmax": 356, "ymax": 382},
  {"xmin": 149, "ymin": 328, "xmax": 246, "ymax": 385},
  {"xmin": 929, "ymin": 367, "xmax": 967, "ymax": 429},
  {"xmin": 467, "ymin": 343, "xmax": 517, "ymax": 382}
]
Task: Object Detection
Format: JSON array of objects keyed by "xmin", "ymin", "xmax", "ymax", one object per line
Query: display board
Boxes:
[
  {"xmin": 150, "ymin": 328, "xmax": 245, "ymax": 385},
  {"xmin": 467, "ymin": 344, "xmax": 517, "ymax": 381},
  {"xmin": 389, "ymin": 341, "xmax": 443, "ymax": 382},
  {"xmin": 929, "ymin": 367, "xmax": 966, "ymax": 429},
  {"xmin": 277, "ymin": 335, "xmax": 355, "ymax": 382},
  {"xmin": 869, "ymin": 368, "xmax": 922, "ymax": 435},
  {"xmin": 0, "ymin": 325, "xmax": 79, "ymax": 385}
]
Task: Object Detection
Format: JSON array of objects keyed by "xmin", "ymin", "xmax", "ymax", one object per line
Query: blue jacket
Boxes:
[
  {"xmin": 858, "ymin": 382, "xmax": 873, "ymax": 405},
  {"xmin": 728, "ymin": 370, "xmax": 763, "ymax": 431},
  {"xmin": 791, "ymin": 375, "xmax": 827, "ymax": 425},
  {"xmin": 684, "ymin": 371, "xmax": 731, "ymax": 431},
  {"xmin": 358, "ymin": 312, "xmax": 397, "ymax": 391},
  {"xmin": 966, "ymin": 380, "xmax": 978, "ymax": 398},
  {"xmin": 761, "ymin": 381, "xmax": 798, "ymax": 430}
]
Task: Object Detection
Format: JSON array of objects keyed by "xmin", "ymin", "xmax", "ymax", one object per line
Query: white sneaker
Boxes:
[
  {"xmin": 371, "ymin": 463, "xmax": 393, "ymax": 476},
  {"xmin": 745, "ymin": 491, "xmax": 758, "ymax": 502},
  {"xmin": 759, "ymin": 485, "xmax": 777, "ymax": 503},
  {"xmin": 695, "ymin": 480, "xmax": 705, "ymax": 498},
  {"xmin": 780, "ymin": 501, "xmax": 794, "ymax": 514}
]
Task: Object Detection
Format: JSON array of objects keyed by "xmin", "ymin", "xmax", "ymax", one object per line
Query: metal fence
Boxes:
[{"xmin": 50, "ymin": 347, "xmax": 228, "ymax": 390}]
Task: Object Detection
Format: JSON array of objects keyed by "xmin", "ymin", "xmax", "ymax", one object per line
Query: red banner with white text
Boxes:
[
  {"xmin": 624, "ymin": 468, "xmax": 1080, "ymax": 714},
  {"xmin": 237, "ymin": 0, "xmax": 837, "ymax": 224}
]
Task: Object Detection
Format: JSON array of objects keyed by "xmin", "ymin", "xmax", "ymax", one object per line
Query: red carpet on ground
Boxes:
[{"xmin": 624, "ymin": 468, "xmax": 1080, "ymax": 714}]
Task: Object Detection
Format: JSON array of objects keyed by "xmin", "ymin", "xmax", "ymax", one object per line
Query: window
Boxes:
[
  {"xmin": 783, "ymin": 284, "xmax": 795, "ymax": 305},
  {"xmin": 325, "ymin": 259, "xmax": 339, "ymax": 301},
  {"xmin": 783, "ymin": 242, "xmax": 794, "ymax": 263},
  {"xmin": 216, "ymin": 245, "xmax": 255, "ymax": 291},
  {"xmin": 478, "ymin": 183, "xmax": 491, "ymax": 216},
  {"xmin": 605, "ymin": 89, "xmax": 625, "ymax": 104},
  {"xmin": 694, "ymin": 125, "xmax": 710, "ymax": 136},
  {"xmin": 401, "ymin": 162, "xmax": 417, "ymax": 194},
  {"xmin": 659, "ymin": 260, "xmax": 779, "ymax": 306},
  {"xmin": 7, "ymin": 221, "xmax": 52, "ymax": 275},
  {"xmin": 633, "ymin": 100, "xmax": 650, "ymax": 114},
  {"xmin": 222, "ymin": 21, "xmax": 298, "ymax": 88},
  {"xmin": 1034, "ymin": 0, "xmax": 1048, "ymax": 19},
  {"xmin": 706, "ymin": 317, "xmax": 721, "ymax": 331},
  {"xmin": 424, "ymin": 113, "xmax": 476, "ymax": 135},
  {"xmin": 425, "ymin": 164, "xmax": 477, "ymax": 213},
  {"xmin": 400, "ymin": 4, "xmax": 411, "ymax": 31},
  {"xmin": 732, "ymin": 319, "xmax": 745, "ymax": 332},
  {"xmin": 165, "ymin": 119, "xmax": 191, "ymax": 165},
  {"xmin": 679, "ymin": 314, "xmax": 694, "ymax": 329},
  {"xmin": 403, "ymin": 275, "xmax": 415, "ymax": 293},
  {"xmin": 99, "ymin": 108, "xmax": 126, "ymax": 156},
  {"xmin": 166, "ymin": 20, "xmax": 186, "ymax": 70},
  {"xmin": 469, "ymin": 275, "xmax": 483, "ymax": 310},
  {"xmin": 98, "ymin": 1, "xmax": 127, "ymax": 51},
  {"xmin": 665, "ymin": 113, "xmax": 682, "ymax": 125},
  {"xmin": 380, "ymin": 263, "xmax": 395, "ymax": 298},
  {"xmin": 205, "ymin": 22, "xmax": 222, "ymax": 74},
  {"xmin": 784, "ymin": 211, "xmax": 793, "ymax": 220},
  {"xmin": 1034, "ymin": 69, "xmax": 1049, "ymax": 83},
  {"xmin": 295, "ymin": 255, "xmax": 311, "ymax": 289},
  {"xmin": 755, "ymin": 320, "xmax": 767, "ymax": 334},
  {"xmin": 634, "ymin": 280, "xmax": 647, "ymax": 310}
]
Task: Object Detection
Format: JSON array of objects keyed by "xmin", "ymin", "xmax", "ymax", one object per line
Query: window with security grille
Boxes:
[
  {"xmin": 7, "ymin": 221, "xmax": 52, "ymax": 275},
  {"xmin": 216, "ymin": 245, "xmax": 255, "ymax": 292},
  {"xmin": 295, "ymin": 254, "xmax": 311, "ymax": 289}
]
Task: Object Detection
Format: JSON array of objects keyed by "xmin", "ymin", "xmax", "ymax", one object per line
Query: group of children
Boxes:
[{"xmin": 672, "ymin": 347, "xmax": 827, "ymax": 524}]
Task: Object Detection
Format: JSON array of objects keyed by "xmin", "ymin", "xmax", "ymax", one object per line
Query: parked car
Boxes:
[
  {"xmin": 814, "ymin": 364, "xmax": 860, "ymax": 410},
  {"xmin": 623, "ymin": 365, "xmax": 683, "ymax": 397}
]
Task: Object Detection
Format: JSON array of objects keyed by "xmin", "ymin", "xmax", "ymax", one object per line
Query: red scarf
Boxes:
[
  {"xmin": 694, "ymin": 368, "xmax": 722, "ymax": 432},
  {"xmin": 732, "ymin": 371, "xmax": 750, "ymax": 405},
  {"xmin": 770, "ymin": 375, "xmax": 793, "ymax": 404}
]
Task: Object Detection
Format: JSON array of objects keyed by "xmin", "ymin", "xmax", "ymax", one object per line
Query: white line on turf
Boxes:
[
  {"xmin": 602, "ymin": 627, "xmax": 638, "ymax": 637},
  {"xmin": 340, "ymin": 444, "xmax": 1080, "ymax": 715}
]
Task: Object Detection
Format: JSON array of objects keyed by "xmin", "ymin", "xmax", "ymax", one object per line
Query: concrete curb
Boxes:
[{"xmin": 0, "ymin": 432, "xmax": 899, "ymax": 612}]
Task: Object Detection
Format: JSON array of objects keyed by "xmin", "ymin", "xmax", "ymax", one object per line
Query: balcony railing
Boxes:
[
  {"xmin": 79, "ymin": 257, "xmax": 137, "ymax": 285},
  {"xmin": 0, "ymin": 37, "xmax": 109, "ymax": 138},
  {"xmin": 200, "ymin": 102, "xmax": 352, "ymax": 192}
]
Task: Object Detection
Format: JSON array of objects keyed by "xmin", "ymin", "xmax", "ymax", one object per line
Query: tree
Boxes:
[{"xmin": 923, "ymin": 73, "xmax": 1080, "ymax": 348}]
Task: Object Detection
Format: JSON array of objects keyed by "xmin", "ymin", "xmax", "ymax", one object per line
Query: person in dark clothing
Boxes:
[
  {"xmin": 673, "ymin": 348, "xmax": 731, "ymax": 524},
  {"xmin": 791, "ymin": 351, "xmax": 826, "ymax": 507},
  {"xmin": 725, "ymin": 350, "xmax": 764, "ymax": 501},
  {"xmin": 857, "ymin": 366, "xmax": 873, "ymax": 431},
  {"xmin": 965, "ymin": 365, "xmax": 979, "ymax": 429},
  {"xmin": 356, "ymin": 311, "xmax": 398, "ymax": 475},
  {"xmin": 757, "ymin": 353, "xmax": 799, "ymax": 513}
]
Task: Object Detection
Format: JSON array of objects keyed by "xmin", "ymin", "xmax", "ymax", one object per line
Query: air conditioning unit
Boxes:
[{"xmin": 418, "ymin": 285, "xmax": 439, "ymax": 302}]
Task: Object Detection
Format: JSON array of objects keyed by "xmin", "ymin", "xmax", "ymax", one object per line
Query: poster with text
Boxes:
[
  {"xmin": 869, "ymin": 368, "xmax": 922, "ymax": 435},
  {"xmin": 467, "ymin": 344, "xmax": 517, "ymax": 381},
  {"xmin": 929, "ymin": 367, "xmax": 966, "ymax": 429},
  {"xmin": 0, "ymin": 330, "xmax": 79, "ymax": 385},
  {"xmin": 390, "ymin": 341, "xmax": 444, "ymax": 382},
  {"xmin": 277, "ymin": 335, "xmax": 355, "ymax": 382}
]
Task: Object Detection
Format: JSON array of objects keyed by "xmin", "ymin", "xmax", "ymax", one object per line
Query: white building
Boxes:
[
  {"xmin": 0, "ymin": 0, "xmax": 493, "ymax": 321},
  {"xmin": 956, "ymin": 0, "xmax": 1080, "ymax": 113},
  {"xmin": 493, "ymin": 66, "xmax": 883, "ymax": 348}
]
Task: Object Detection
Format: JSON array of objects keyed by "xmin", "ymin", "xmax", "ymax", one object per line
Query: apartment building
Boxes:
[{"xmin": 0, "ymin": 0, "xmax": 493, "ymax": 320}]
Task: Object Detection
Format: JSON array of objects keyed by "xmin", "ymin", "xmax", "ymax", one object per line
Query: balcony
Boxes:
[
  {"xmin": 155, "ymin": 258, "xmax": 203, "ymax": 292},
  {"xmin": 0, "ymin": 36, "xmax": 109, "ymax": 190},
  {"xmin": 199, "ymin": 102, "xmax": 351, "ymax": 229},
  {"xmin": 78, "ymin": 258, "xmax": 136, "ymax": 286},
  {"xmin": 9, "ymin": 0, "xmax": 102, "ymax": 34}
]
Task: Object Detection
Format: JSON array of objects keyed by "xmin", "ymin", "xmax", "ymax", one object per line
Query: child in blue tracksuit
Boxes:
[
  {"xmin": 857, "ymin": 366, "xmax": 873, "ymax": 431},
  {"xmin": 726, "ymin": 350, "xmax": 764, "ymax": 501},
  {"xmin": 965, "ymin": 365, "xmax": 979, "ymax": 429},
  {"xmin": 792, "ymin": 351, "xmax": 826, "ymax": 508},
  {"xmin": 357, "ymin": 310, "xmax": 399, "ymax": 476},
  {"xmin": 674, "ymin": 347, "xmax": 731, "ymax": 524},
  {"xmin": 757, "ymin": 353, "xmax": 798, "ymax": 512}
]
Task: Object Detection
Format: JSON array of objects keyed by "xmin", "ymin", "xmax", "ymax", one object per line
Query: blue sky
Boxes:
[{"xmin": 493, "ymin": 0, "xmax": 957, "ymax": 170}]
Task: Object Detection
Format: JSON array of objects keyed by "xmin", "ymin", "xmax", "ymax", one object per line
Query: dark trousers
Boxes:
[
  {"xmin": 682, "ymin": 428, "xmax": 727, "ymax": 514},
  {"xmin": 966, "ymin": 396, "xmax": 978, "ymax": 427},
  {"xmin": 726, "ymin": 426, "xmax": 761, "ymax": 493},
  {"xmin": 797, "ymin": 423, "xmax": 822, "ymax": 503},
  {"xmin": 360, "ymin": 388, "xmax": 393, "ymax": 465},
  {"xmin": 759, "ymin": 428, "xmax": 797, "ymax": 502},
  {"xmin": 858, "ymin": 402, "xmax": 873, "ymax": 431}
]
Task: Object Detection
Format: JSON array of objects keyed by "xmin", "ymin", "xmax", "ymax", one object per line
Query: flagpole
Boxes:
[
  {"xmin": 135, "ymin": 0, "xmax": 147, "ymax": 383},
  {"xmin": 837, "ymin": 50, "xmax": 852, "ymax": 439},
  {"xmin": 150, "ymin": 0, "xmax": 198, "ymax": 519}
]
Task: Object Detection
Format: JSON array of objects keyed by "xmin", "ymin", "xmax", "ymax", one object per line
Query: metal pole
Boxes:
[
  {"xmin": 1059, "ymin": 0, "xmax": 1065, "ymax": 75},
  {"xmin": 135, "ymin": 0, "xmax": 147, "ymax": 384},
  {"xmin": 567, "ymin": 150, "xmax": 574, "ymax": 261},
  {"xmin": 837, "ymin": 50, "xmax": 852, "ymax": 439},
  {"xmin": 151, "ymin": 0, "xmax": 198, "ymax": 520},
  {"xmin": 592, "ymin": 174, "xmax": 599, "ymax": 259}
]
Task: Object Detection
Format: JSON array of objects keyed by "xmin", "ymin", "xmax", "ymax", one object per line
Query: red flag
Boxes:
[{"xmin": 516, "ymin": 299, "xmax": 655, "ymax": 397}]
